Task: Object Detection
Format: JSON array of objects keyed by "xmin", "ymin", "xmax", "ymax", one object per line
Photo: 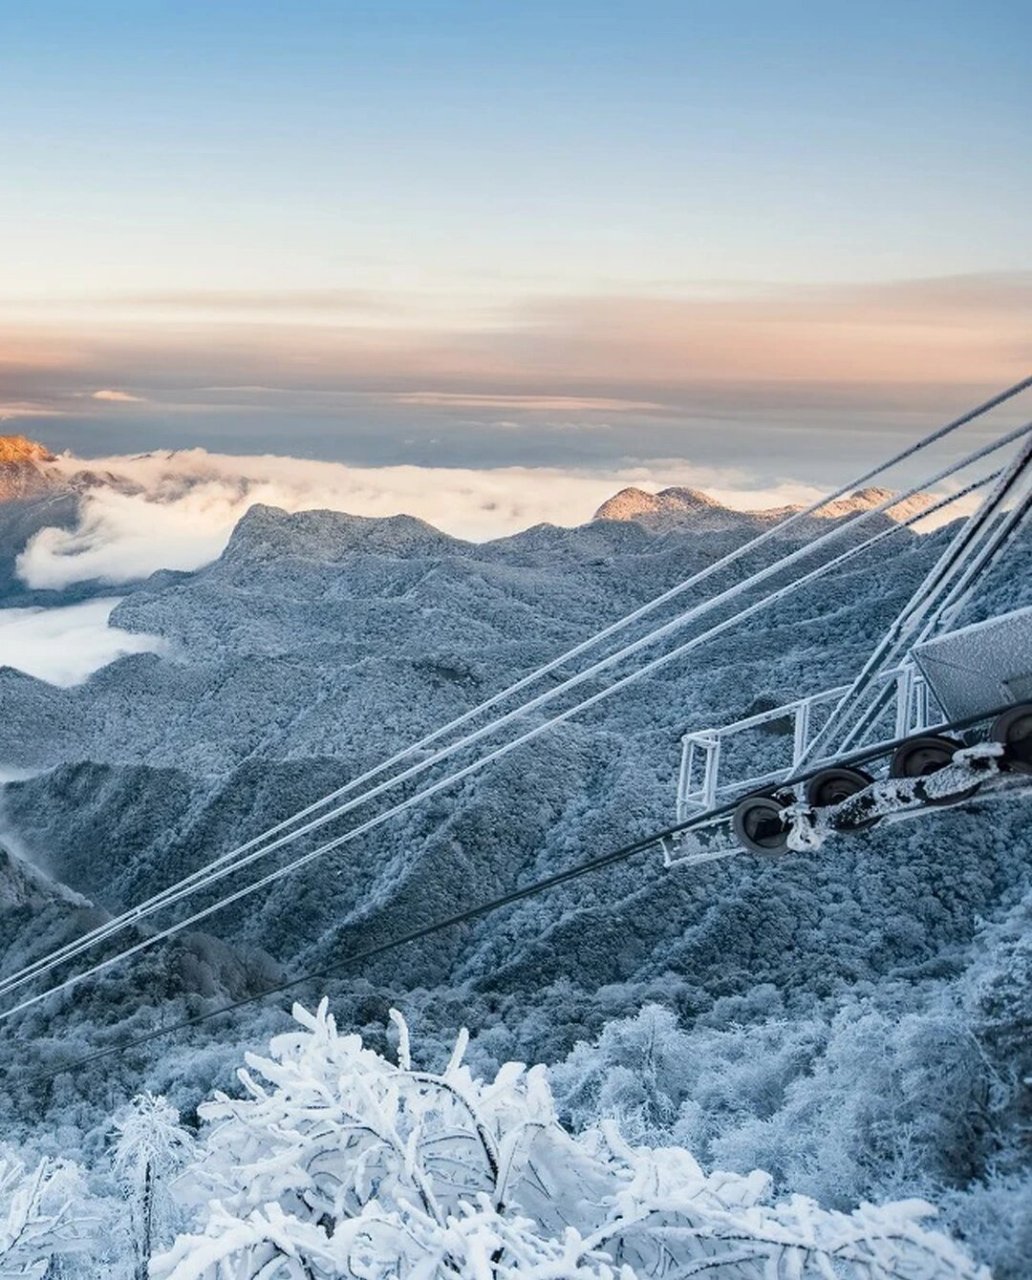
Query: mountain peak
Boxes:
[
  {"xmin": 220, "ymin": 503, "xmax": 463, "ymax": 568},
  {"xmin": 0, "ymin": 434, "xmax": 56, "ymax": 465},
  {"xmin": 0, "ymin": 434, "xmax": 63, "ymax": 501},
  {"xmin": 593, "ymin": 482, "xmax": 936, "ymax": 531},
  {"xmin": 593, "ymin": 486, "xmax": 724, "ymax": 524},
  {"xmin": 813, "ymin": 486, "xmax": 937, "ymax": 522}
]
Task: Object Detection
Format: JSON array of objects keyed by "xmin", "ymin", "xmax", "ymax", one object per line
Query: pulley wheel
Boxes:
[
  {"xmin": 732, "ymin": 794, "xmax": 791, "ymax": 856},
  {"xmin": 889, "ymin": 735, "xmax": 961, "ymax": 778},
  {"xmin": 889, "ymin": 734, "xmax": 977, "ymax": 805},
  {"xmin": 805, "ymin": 766, "xmax": 873, "ymax": 809},
  {"xmin": 991, "ymin": 703, "xmax": 1032, "ymax": 774}
]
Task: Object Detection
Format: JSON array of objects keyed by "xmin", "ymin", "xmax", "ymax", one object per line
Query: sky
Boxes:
[{"xmin": 1, "ymin": 0, "xmax": 1030, "ymax": 483}]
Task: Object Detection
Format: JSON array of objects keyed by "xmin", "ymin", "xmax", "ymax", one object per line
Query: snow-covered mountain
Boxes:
[
  {"xmin": 0, "ymin": 433, "xmax": 922, "ymax": 605},
  {"xmin": 0, "ymin": 436, "xmax": 62, "ymax": 501},
  {"xmin": 0, "ymin": 489, "xmax": 1025, "ymax": 988},
  {"xmin": 0, "ymin": 434, "xmax": 145, "ymax": 504},
  {"xmin": 593, "ymin": 483, "xmax": 935, "ymax": 531},
  {"xmin": 0, "ymin": 437, "xmax": 135, "ymax": 605}
]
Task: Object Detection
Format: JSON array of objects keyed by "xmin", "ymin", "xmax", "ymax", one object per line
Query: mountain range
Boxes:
[
  {"xmin": 0, "ymin": 435, "xmax": 1024, "ymax": 986},
  {"xmin": 0, "ymin": 434, "xmax": 1028, "ymax": 1275},
  {"xmin": 592, "ymin": 483, "xmax": 936, "ymax": 530},
  {"xmin": 0, "ymin": 435, "xmax": 935, "ymax": 608}
]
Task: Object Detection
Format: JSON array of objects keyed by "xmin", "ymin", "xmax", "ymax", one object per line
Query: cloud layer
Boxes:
[
  {"xmin": 0, "ymin": 598, "xmax": 164, "ymax": 685},
  {"xmin": 15, "ymin": 448, "xmax": 825, "ymax": 590}
]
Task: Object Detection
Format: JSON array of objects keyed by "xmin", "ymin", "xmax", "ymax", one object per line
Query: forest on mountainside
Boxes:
[{"xmin": 0, "ymin": 496, "xmax": 1029, "ymax": 1276}]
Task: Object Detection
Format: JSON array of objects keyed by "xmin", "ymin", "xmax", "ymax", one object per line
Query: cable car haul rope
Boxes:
[{"xmin": 20, "ymin": 699, "xmax": 1032, "ymax": 1087}]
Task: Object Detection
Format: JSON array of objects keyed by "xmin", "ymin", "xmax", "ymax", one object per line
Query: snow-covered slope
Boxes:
[
  {"xmin": 2, "ymin": 498, "xmax": 1027, "ymax": 993},
  {"xmin": 1, "ymin": 489, "xmax": 1028, "ymax": 1276}
]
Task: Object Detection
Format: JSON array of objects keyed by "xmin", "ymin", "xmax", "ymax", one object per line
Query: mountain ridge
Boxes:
[
  {"xmin": 0, "ymin": 433, "xmax": 937, "ymax": 545},
  {"xmin": 0, "ymin": 435, "xmax": 62, "ymax": 501},
  {"xmin": 593, "ymin": 483, "xmax": 936, "ymax": 530}
]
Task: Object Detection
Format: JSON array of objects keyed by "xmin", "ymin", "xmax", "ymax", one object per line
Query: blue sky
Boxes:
[{"xmin": 1, "ymin": 1, "xmax": 1029, "ymax": 477}]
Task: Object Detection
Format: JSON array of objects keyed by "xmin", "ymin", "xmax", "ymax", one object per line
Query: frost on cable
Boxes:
[{"xmin": 153, "ymin": 1001, "xmax": 986, "ymax": 1280}]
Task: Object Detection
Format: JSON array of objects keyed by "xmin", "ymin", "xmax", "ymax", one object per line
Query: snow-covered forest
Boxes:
[
  {"xmin": 0, "ymin": 483, "xmax": 1029, "ymax": 1278},
  {"xmin": 0, "ymin": 1003, "xmax": 1002, "ymax": 1279}
]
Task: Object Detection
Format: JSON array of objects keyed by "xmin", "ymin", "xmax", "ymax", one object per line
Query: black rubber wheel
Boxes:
[
  {"xmin": 991, "ymin": 703, "xmax": 1032, "ymax": 774},
  {"xmin": 805, "ymin": 766, "xmax": 873, "ymax": 808},
  {"xmin": 889, "ymin": 735, "xmax": 962, "ymax": 778},
  {"xmin": 732, "ymin": 794, "xmax": 791, "ymax": 856},
  {"xmin": 889, "ymin": 734, "xmax": 978, "ymax": 806}
]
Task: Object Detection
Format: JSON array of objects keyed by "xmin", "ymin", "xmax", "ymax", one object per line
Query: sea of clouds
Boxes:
[
  {"xmin": 15, "ymin": 448, "xmax": 826, "ymax": 591},
  {"xmin": 0, "ymin": 598, "xmax": 164, "ymax": 686},
  {"xmin": 0, "ymin": 449, "xmax": 829, "ymax": 687}
]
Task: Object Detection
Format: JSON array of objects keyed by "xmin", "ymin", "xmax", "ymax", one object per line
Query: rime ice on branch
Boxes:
[{"xmin": 154, "ymin": 1001, "xmax": 988, "ymax": 1280}]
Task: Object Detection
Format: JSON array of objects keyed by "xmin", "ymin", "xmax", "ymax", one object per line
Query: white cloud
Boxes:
[
  {"xmin": 0, "ymin": 764, "xmax": 42, "ymax": 783},
  {"xmin": 91, "ymin": 389, "xmax": 145, "ymax": 402},
  {"xmin": 0, "ymin": 598, "xmax": 165, "ymax": 686},
  {"xmin": 15, "ymin": 447, "xmax": 826, "ymax": 590},
  {"xmin": 389, "ymin": 392, "xmax": 665, "ymax": 412}
]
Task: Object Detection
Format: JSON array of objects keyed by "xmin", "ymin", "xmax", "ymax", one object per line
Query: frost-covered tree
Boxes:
[
  {"xmin": 111, "ymin": 1092, "xmax": 193, "ymax": 1280},
  {"xmin": 153, "ymin": 1001, "xmax": 988, "ymax": 1280},
  {"xmin": 549, "ymin": 1003, "xmax": 691, "ymax": 1141},
  {"xmin": 0, "ymin": 1151, "xmax": 93, "ymax": 1279}
]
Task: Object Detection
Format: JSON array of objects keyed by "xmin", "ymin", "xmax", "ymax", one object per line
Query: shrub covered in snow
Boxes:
[
  {"xmin": 0, "ymin": 1150, "xmax": 95, "ymax": 1278},
  {"xmin": 112, "ymin": 1091, "xmax": 194, "ymax": 1280},
  {"xmin": 153, "ymin": 1001, "xmax": 987, "ymax": 1280}
]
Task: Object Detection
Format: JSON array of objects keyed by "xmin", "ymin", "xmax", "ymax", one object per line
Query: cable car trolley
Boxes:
[{"xmin": 662, "ymin": 435, "xmax": 1032, "ymax": 868}]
